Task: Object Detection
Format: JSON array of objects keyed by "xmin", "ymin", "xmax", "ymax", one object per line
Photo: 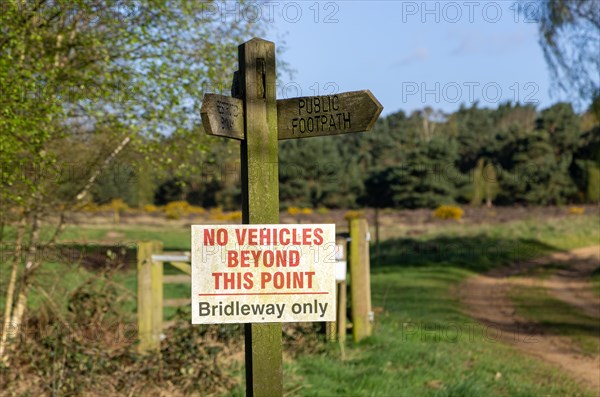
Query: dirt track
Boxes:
[{"xmin": 458, "ymin": 246, "xmax": 600, "ymax": 393}]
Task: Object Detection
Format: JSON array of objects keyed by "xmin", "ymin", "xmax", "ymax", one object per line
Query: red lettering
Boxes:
[
  {"xmin": 306, "ymin": 271, "xmax": 315, "ymax": 288},
  {"xmin": 243, "ymin": 272, "xmax": 253, "ymax": 289},
  {"xmin": 248, "ymin": 228, "xmax": 258, "ymax": 245},
  {"xmin": 235, "ymin": 229, "xmax": 247, "ymax": 245},
  {"xmin": 259, "ymin": 228, "xmax": 271, "ymax": 245},
  {"xmin": 260, "ymin": 272, "xmax": 272, "ymax": 289},
  {"xmin": 223, "ymin": 272, "xmax": 235, "ymax": 289},
  {"xmin": 240, "ymin": 250, "xmax": 250, "ymax": 267},
  {"xmin": 279, "ymin": 228, "xmax": 290, "ymax": 245},
  {"xmin": 273, "ymin": 272, "xmax": 284, "ymax": 289},
  {"xmin": 302, "ymin": 228, "xmax": 311, "ymax": 245},
  {"xmin": 227, "ymin": 251, "xmax": 238, "ymax": 267},
  {"xmin": 289, "ymin": 250, "xmax": 300, "ymax": 266},
  {"xmin": 251, "ymin": 250, "xmax": 261, "ymax": 265},
  {"xmin": 263, "ymin": 250, "xmax": 274, "ymax": 267},
  {"xmin": 292, "ymin": 230, "xmax": 302, "ymax": 245},
  {"xmin": 313, "ymin": 228, "xmax": 323, "ymax": 245},
  {"xmin": 293, "ymin": 272, "xmax": 303, "ymax": 288},
  {"xmin": 204, "ymin": 229, "xmax": 215, "ymax": 246},
  {"xmin": 215, "ymin": 229, "xmax": 228, "ymax": 246},
  {"xmin": 212, "ymin": 272, "xmax": 222, "ymax": 288}
]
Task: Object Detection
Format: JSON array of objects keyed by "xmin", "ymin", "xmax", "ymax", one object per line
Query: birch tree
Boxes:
[{"xmin": 0, "ymin": 0, "xmax": 269, "ymax": 364}]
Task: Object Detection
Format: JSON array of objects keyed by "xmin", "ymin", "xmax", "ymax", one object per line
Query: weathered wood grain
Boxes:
[
  {"xmin": 277, "ymin": 90, "xmax": 383, "ymax": 140},
  {"xmin": 200, "ymin": 93, "xmax": 244, "ymax": 140},
  {"xmin": 238, "ymin": 38, "xmax": 283, "ymax": 397}
]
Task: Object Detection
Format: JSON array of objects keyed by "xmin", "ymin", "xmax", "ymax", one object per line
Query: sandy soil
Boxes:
[{"xmin": 457, "ymin": 246, "xmax": 600, "ymax": 393}]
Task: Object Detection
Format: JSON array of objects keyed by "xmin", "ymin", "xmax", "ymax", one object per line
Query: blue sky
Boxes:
[{"xmin": 256, "ymin": 1, "xmax": 566, "ymax": 116}]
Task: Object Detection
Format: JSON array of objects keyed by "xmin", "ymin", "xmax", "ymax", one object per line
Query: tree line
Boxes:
[{"xmin": 97, "ymin": 100, "xmax": 599, "ymax": 210}]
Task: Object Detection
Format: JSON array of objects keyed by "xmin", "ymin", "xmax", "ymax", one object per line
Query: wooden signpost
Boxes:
[
  {"xmin": 199, "ymin": 38, "xmax": 382, "ymax": 397},
  {"xmin": 202, "ymin": 90, "xmax": 382, "ymax": 141}
]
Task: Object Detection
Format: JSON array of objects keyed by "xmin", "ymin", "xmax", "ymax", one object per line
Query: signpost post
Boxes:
[{"xmin": 199, "ymin": 37, "xmax": 383, "ymax": 397}]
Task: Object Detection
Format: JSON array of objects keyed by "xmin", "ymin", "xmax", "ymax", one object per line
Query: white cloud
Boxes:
[{"xmin": 393, "ymin": 47, "xmax": 430, "ymax": 67}]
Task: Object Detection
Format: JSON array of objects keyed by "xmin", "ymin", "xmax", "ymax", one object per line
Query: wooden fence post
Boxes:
[
  {"xmin": 349, "ymin": 218, "xmax": 372, "ymax": 342},
  {"xmin": 337, "ymin": 280, "xmax": 347, "ymax": 343},
  {"xmin": 137, "ymin": 240, "xmax": 163, "ymax": 353}
]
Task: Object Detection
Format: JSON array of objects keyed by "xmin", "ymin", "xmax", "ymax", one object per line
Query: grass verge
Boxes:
[
  {"xmin": 510, "ymin": 284, "xmax": 600, "ymax": 356},
  {"xmin": 286, "ymin": 267, "xmax": 591, "ymax": 396}
]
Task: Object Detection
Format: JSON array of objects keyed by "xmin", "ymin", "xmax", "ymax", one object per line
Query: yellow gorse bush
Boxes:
[
  {"xmin": 142, "ymin": 204, "xmax": 159, "ymax": 213},
  {"xmin": 226, "ymin": 211, "xmax": 242, "ymax": 221},
  {"xmin": 433, "ymin": 205, "xmax": 464, "ymax": 220},
  {"xmin": 80, "ymin": 202, "xmax": 99, "ymax": 212},
  {"xmin": 164, "ymin": 201, "xmax": 206, "ymax": 219},
  {"xmin": 568, "ymin": 206, "xmax": 585, "ymax": 215},
  {"xmin": 188, "ymin": 205, "xmax": 206, "ymax": 215},
  {"xmin": 209, "ymin": 208, "xmax": 242, "ymax": 222},
  {"xmin": 164, "ymin": 201, "xmax": 191, "ymax": 220},
  {"xmin": 288, "ymin": 207, "xmax": 313, "ymax": 217}
]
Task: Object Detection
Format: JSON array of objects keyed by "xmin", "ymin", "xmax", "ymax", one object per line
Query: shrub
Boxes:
[
  {"xmin": 164, "ymin": 201, "xmax": 191, "ymax": 220},
  {"xmin": 142, "ymin": 204, "xmax": 159, "ymax": 213},
  {"xmin": 568, "ymin": 206, "xmax": 585, "ymax": 215},
  {"xmin": 209, "ymin": 207, "xmax": 223, "ymax": 220},
  {"xmin": 209, "ymin": 207, "xmax": 226, "ymax": 220},
  {"xmin": 301, "ymin": 207, "xmax": 313, "ymax": 215},
  {"xmin": 187, "ymin": 205, "xmax": 206, "ymax": 215},
  {"xmin": 287, "ymin": 206, "xmax": 301, "ymax": 216},
  {"xmin": 316, "ymin": 207, "xmax": 329, "ymax": 215},
  {"xmin": 433, "ymin": 205, "xmax": 464, "ymax": 221},
  {"xmin": 3, "ymin": 283, "xmax": 241, "ymax": 396},
  {"xmin": 95, "ymin": 198, "xmax": 130, "ymax": 223},
  {"xmin": 80, "ymin": 202, "xmax": 99, "ymax": 212},
  {"xmin": 109, "ymin": 198, "xmax": 128, "ymax": 211},
  {"xmin": 209, "ymin": 210, "xmax": 242, "ymax": 222},
  {"xmin": 226, "ymin": 210, "xmax": 242, "ymax": 221}
]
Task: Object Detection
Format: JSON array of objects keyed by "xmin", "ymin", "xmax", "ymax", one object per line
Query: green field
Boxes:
[{"xmin": 1, "ymin": 213, "xmax": 598, "ymax": 396}]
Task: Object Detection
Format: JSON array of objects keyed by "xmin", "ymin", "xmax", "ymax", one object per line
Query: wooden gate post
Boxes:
[
  {"xmin": 137, "ymin": 240, "xmax": 163, "ymax": 353},
  {"xmin": 349, "ymin": 218, "xmax": 372, "ymax": 342}
]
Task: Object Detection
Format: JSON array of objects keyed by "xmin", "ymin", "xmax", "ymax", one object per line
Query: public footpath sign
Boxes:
[
  {"xmin": 201, "ymin": 91, "xmax": 382, "ymax": 140},
  {"xmin": 198, "ymin": 38, "xmax": 382, "ymax": 397},
  {"xmin": 191, "ymin": 225, "xmax": 336, "ymax": 324}
]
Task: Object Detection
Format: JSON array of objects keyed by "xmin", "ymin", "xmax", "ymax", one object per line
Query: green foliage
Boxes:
[
  {"xmin": 2, "ymin": 0, "xmax": 596, "ymax": 215},
  {"xmin": 92, "ymin": 162, "xmax": 138, "ymax": 206},
  {"xmin": 497, "ymin": 128, "xmax": 577, "ymax": 205},
  {"xmin": 0, "ymin": 0, "xmax": 271, "ymax": 216},
  {"xmin": 360, "ymin": 167, "xmax": 395, "ymax": 209},
  {"xmin": 390, "ymin": 137, "xmax": 462, "ymax": 209},
  {"xmin": 539, "ymin": 103, "xmax": 581, "ymax": 153},
  {"xmin": 279, "ymin": 137, "xmax": 363, "ymax": 208},
  {"xmin": 531, "ymin": 0, "xmax": 599, "ymax": 102}
]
